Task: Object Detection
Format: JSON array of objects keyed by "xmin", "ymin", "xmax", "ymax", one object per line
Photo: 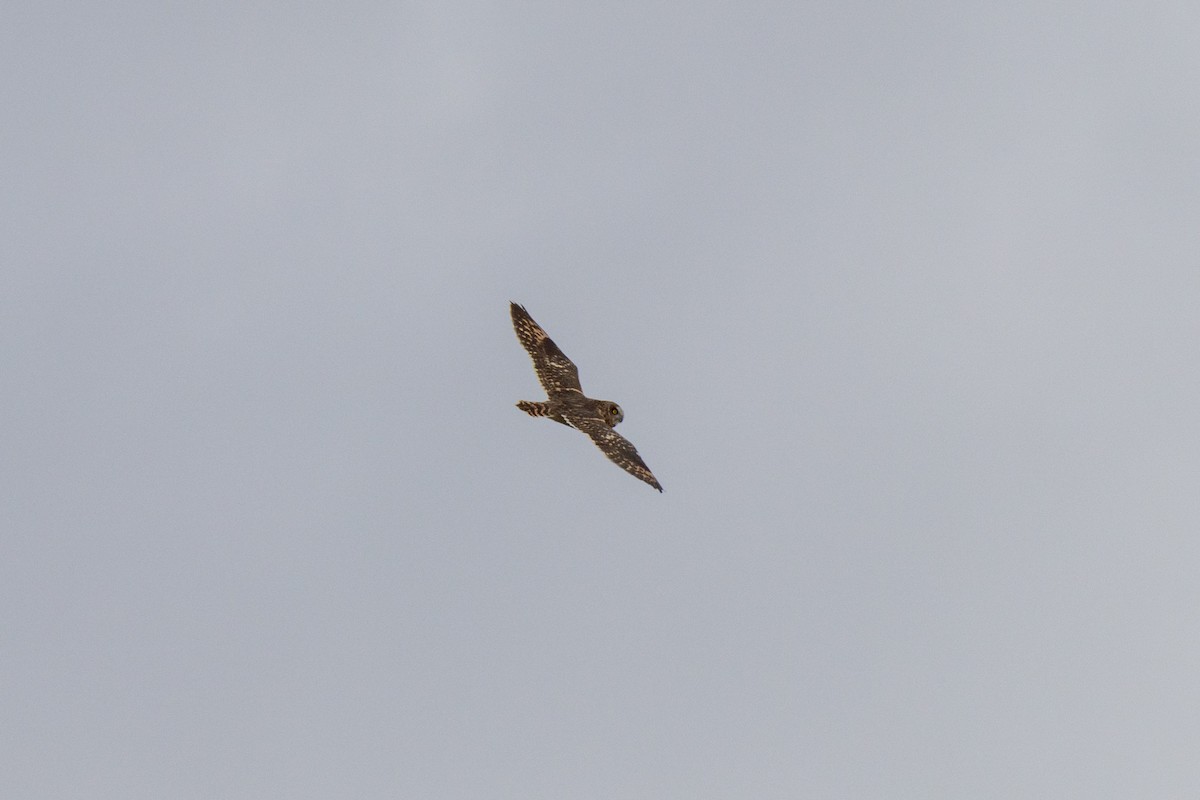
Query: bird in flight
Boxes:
[{"xmin": 510, "ymin": 302, "xmax": 662, "ymax": 492}]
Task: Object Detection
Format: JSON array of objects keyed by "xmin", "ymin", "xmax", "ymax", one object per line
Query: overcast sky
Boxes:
[{"xmin": 3, "ymin": 2, "xmax": 1199, "ymax": 798}]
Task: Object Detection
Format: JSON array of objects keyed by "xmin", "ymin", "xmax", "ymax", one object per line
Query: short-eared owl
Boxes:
[{"xmin": 511, "ymin": 302, "xmax": 662, "ymax": 492}]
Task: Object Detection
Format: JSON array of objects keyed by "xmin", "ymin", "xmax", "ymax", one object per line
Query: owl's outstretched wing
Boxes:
[
  {"xmin": 511, "ymin": 303, "xmax": 583, "ymax": 396},
  {"xmin": 567, "ymin": 416, "xmax": 663, "ymax": 492}
]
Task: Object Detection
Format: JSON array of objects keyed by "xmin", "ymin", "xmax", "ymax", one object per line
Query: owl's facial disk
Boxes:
[{"xmin": 607, "ymin": 404, "xmax": 624, "ymax": 426}]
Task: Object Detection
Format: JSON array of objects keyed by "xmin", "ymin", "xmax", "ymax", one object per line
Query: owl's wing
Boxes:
[
  {"xmin": 511, "ymin": 303, "xmax": 583, "ymax": 396},
  {"xmin": 567, "ymin": 416, "xmax": 663, "ymax": 492}
]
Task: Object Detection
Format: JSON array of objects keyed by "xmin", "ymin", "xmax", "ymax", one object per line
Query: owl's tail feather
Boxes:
[
  {"xmin": 517, "ymin": 401, "xmax": 572, "ymax": 428},
  {"xmin": 516, "ymin": 400, "xmax": 553, "ymax": 417}
]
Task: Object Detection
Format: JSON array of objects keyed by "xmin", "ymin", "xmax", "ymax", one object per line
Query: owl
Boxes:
[{"xmin": 510, "ymin": 302, "xmax": 662, "ymax": 492}]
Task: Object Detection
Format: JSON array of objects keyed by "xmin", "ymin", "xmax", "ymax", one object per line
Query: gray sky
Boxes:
[{"xmin": 4, "ymin": 2, "xmax": 1199, "ymax": 797}]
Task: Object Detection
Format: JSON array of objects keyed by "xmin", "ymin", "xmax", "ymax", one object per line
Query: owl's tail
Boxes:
[{"xmin": 516, "ymin": 400, "xmax": 553, "ymax": 418}]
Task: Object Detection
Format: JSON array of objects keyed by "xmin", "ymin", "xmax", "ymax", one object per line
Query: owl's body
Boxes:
[
  {"xmin": 515, "ymin": 397, "xmax": 615, "ymax": 427},
  {"xmin": 510, "ymin": 302, "xmax": 662, "ymax": 492}
]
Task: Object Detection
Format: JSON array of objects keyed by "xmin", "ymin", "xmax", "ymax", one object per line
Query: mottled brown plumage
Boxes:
[{"xmin": 511, "ymin": 302, "xmax": 662, "ymax": 492}]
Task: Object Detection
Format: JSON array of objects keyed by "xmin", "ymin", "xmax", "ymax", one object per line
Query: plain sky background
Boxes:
[{"xmin": 3, "ymin": 2, "xmax": 1199, "ymax": 798}]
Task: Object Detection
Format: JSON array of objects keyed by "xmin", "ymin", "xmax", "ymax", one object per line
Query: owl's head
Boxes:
[{"xmin": 605, "ymin": 403, "xmax": 624, "ymax": 427}]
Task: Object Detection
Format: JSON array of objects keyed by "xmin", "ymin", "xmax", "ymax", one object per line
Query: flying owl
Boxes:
[{"xmin": 510, "ymin": 302, "xmax": 662, "ymax": 492}]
